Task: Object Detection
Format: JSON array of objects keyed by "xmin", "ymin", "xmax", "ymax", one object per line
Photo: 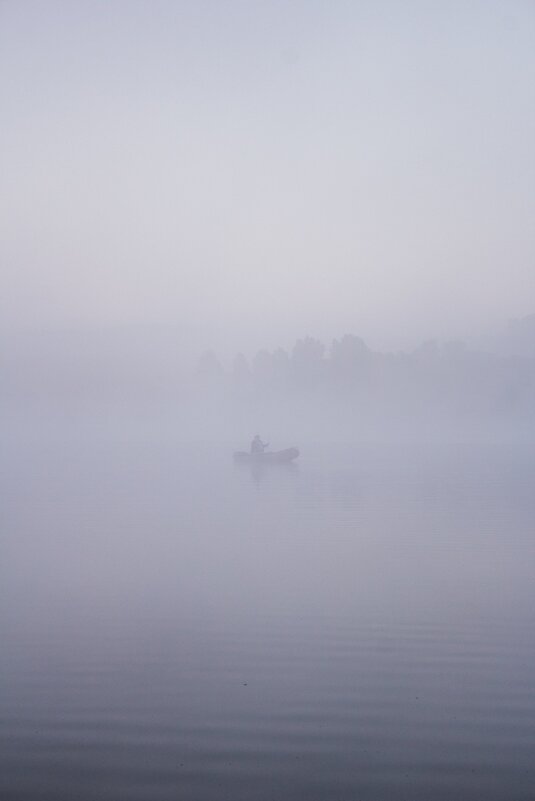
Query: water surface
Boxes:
[{"xmin": 1, "ymin": 437, "xmax": 534, "ymax": 800}]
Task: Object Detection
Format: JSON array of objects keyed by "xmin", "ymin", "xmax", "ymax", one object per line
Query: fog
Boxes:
[
  {"xmin": 2, "ymin": 315, "xmax": 535, "ymax": 448},
  {"xmin": 2, "ymin": 6, "xmax": 535, "ymax": 800},
  {"xmin": 2, "ymin": 1, "xmax": 535, "ymax": 445},
  {"xmin": 1, "ymin": 0, "xmax": 535, "ymax": 354}
]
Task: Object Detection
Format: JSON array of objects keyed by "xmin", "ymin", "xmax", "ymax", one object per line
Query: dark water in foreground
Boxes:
[{"xmin": 1, "ymin": 437, "xmax": 534, "ymax": 800}]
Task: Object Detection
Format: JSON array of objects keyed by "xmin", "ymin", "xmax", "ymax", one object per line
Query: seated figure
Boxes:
[{"xmin": 250, "ymin": 435, "xmax": 269, "ymax": 454}]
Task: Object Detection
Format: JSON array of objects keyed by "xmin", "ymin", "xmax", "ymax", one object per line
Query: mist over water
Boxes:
[
  {"xmin": 2, "ymin": 434, "xmax": 535, "ymax": 800},
  {"xmin": 3, "ymin": 318, "xmax": 535, "ymax": 446},
  {"xmin": 2, "ymin": 332, "xmax": 535, "ymax": 801},
  {"xmin": 2, "ymin": 1, "xmax": 535, "ymax": 798}
]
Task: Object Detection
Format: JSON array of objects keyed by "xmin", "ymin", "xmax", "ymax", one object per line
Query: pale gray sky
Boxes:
[{"xmin": 1, "ymin": 0, "xmax": 534, "ymax": 352}]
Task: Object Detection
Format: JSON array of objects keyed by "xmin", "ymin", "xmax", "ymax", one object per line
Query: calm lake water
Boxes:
[{"xmin": 1, "ymin": 435, "xmax": 534, "ymax": 800}]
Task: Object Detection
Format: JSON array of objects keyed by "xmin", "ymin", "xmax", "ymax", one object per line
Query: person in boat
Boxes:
[{"xmin": 250, "ymin": 434, "xmax": 269, "ymax": 454}]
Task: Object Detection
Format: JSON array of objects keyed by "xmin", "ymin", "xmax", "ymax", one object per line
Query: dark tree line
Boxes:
[{"xmin": 195, "ymin": 333, "xmax": 535, "ymax": 421}]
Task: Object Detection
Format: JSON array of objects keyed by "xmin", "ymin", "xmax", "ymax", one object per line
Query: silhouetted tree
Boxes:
[
  {"xmin": 271, "ymin": 347, "xmax": 290, "ymax": 383},
  {"xmin": 252, "ymin": 349, "xmax": 274, "ymax": 384},
  {"xmin": 232, "ymin": 353, "xmax": 251, "ymax": 383},
  {"xmin": 330, "ymin": 334, "xmax": 371, "ymax": 385},
  {"xmin": 414, "ymin": 339, "xmax": 439, "ymax": 361},
  {"xmin": 291, "ymin": 336, "xmax": 325, "ymax": 387},
  {"xmin": 220, "ymin": 326, "xmax": 535, "ymax": 431}
]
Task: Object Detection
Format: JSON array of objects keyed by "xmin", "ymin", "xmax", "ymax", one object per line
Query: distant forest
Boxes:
[
  {"xmin": 3, "ymin": 315, "xmax": 535, "ymax": 439},
  {"xmin": 195, "ymin": 330, "xmax": 535, "ymax": 422}
]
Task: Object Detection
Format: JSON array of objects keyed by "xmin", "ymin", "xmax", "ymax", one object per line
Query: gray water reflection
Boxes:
[{"xmin": 1, "ymin": 438, "xmax": 534, "ymax": 800}]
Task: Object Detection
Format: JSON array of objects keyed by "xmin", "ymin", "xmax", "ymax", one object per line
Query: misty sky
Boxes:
[{"xmin": 1, "ymin": 0, "xmax": 534, "ymax": 352}]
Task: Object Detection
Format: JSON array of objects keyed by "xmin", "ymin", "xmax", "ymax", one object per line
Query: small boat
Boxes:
[{"xmin": 233, "ymin": 447, "xmax": 299, "ymax": 464}]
